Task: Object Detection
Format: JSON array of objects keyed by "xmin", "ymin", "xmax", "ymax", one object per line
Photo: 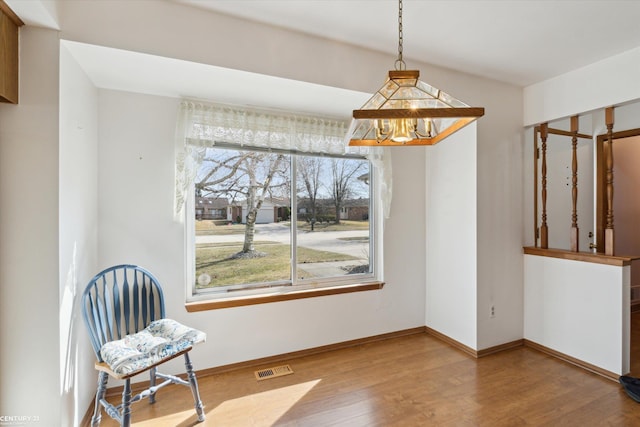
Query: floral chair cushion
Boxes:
[{"xmin": 100, "ymin": 319, "xmax": 206, "ymax": 376}]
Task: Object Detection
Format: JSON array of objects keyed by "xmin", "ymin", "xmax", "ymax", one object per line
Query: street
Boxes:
[{"xmin": 196, "ymin": 223, "xmax": 370, "ymax": 276}]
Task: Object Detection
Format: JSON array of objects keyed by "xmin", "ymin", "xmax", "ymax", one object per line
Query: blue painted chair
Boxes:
[{"xmin": 81, "ymin": 265, "xmax": 206, "ymax": 426}]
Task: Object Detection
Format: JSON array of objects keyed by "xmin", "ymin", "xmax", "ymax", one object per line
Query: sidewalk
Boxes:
[{"xmin": 297, "ymin": 260, "xmax": 367, "ymax": 278}]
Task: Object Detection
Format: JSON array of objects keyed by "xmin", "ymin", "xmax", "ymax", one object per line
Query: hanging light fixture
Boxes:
[{"xmin": 347, "ymin": 0, "xmax": 484, "ymax": 146}]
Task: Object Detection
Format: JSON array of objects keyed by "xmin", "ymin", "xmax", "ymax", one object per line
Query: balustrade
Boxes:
[{"xmin": 533, "ymin": 116, "xmax": 594, "ymax": 252}]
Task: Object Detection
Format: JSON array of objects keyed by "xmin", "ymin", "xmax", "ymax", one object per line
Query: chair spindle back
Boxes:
[{"xmin": 81, "ymin": 265, "xmax": 166, "ymax": 360}]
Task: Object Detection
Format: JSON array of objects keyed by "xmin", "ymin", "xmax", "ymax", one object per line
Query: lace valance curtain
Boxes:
[{"xmin": 174, "ymin": 100, "xmax": 392, "ymax": 220}]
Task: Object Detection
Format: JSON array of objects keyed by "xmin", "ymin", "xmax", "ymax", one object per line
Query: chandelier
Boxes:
[{"xmin": 347, "ymin": 0, "xmax": 484, "ymax": 146}]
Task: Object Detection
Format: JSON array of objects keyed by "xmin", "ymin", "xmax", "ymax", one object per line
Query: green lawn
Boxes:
[
  {"xmin": 195, "ymin": 242, "xmax": 358, "ymax": 288},
  {"xmin": 195, "ymin": 220, "xmax": 246, "ymax": 235}
]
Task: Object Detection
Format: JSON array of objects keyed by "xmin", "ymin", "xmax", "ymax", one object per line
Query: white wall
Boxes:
[
  {"xmin": 97, "ymin": 89, "xmax": 427, "ymax": 372},
  {"xmin": 57, "ymin": 0, "xmax": 391, "ymax": 98},
  {"xmin": 611, "ymin": 101, "xmax": 640, "ymax": 132},
  {"xmin": 524, "ymin": 80, "xmax": 640, "ymax": 251},
  {"xmin": 60, "ymin": 0, "xmax": 524, "ymax": 356},
  {"xmin": 0, "ymin": 2, "xmax": 525, "ymax": 423},
  {"xmin": 523, "ymin": 53, "xmax": 640, "ymax": 381},
  {"xmin": 0, "ymin": 27, "xmax": 61, "ymax": 424},
  {"xmin": 523, "ymin": 115, "xmax": 596, "ymax": 249},
  {"xmin": 424, "ymin": 78, "xmax": 524, "ymax": 351},
  {"xmin": 425, "ymin": 125, "xmax": 477, "ymax": 348},
  {"xmin": 524, "ymin": 47, "xmax": 640, "ymax": 126},
  {"xmin": 524, "ymin": 254, "xmax": 630, "ymax": 375},
  {"xmin": 475, "ymin": 80, "xmax": 524, "ymax": 350},
  {"xmin": 59, "ymin": 43, "xmax": 99, "ymax": 427},
  {"xmin": 538, "ymin": 118, "xmax": 594, "ymax": 251}
]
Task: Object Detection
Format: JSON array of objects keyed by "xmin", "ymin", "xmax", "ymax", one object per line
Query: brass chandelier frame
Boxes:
[{"xmin": 347, "ymin": 0, "xmax": 484, "ymax": 146}]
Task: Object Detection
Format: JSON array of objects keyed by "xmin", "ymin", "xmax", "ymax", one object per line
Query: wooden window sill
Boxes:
[{"xmin": 185, "ymin": 281, "xmax": 385, "ymax": 312}]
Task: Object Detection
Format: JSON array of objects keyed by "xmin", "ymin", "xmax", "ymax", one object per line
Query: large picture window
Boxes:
[
  {"xmin": 174, "ymin": 101, "xmax": 388, "ymax": 302},
  {"xmin": 189, "ymin": 144, "xmax": 374, "ymax": 297}
]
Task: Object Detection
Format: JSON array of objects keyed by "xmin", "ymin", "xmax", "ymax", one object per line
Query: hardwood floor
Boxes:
[{"xmin": 95, "ymin": 328, "xmax": 640, "ymax": 427}]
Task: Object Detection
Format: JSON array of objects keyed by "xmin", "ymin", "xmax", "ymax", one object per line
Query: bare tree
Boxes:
[
  {"xmin": 240, "ymin": 153, "xmax": 287, "ymax": 253},
  {"xmin": 197, "ymin": 149, "xmax": 288, "ymax": 256},
  {"xmin": 196, "ymin": 152, "xmax": 246, "ymax": 199},
  {"xmin": 297, "ymin": 156, "xmax": 324, "ymax": 229},
  {"xmin": 330, "ymin": 159, "xmax": 366, "ymax": 224}
]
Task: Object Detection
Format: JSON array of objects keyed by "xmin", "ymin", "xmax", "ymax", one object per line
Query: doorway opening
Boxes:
[{"xmin": 596, "ymin": 129, "xmax": 640, "ymax": 374}]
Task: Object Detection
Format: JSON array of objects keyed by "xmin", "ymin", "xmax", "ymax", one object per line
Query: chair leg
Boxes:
[
  {"xmin": 184, "ymin": 352, "xmax": 205, "ymax": 422},
  {"xmin": 91, "ymin": 371, "xmax": 108, "ymax": 427},
  {"xmin": 121, "ymin": 379, "xmax": 132, "ymax": 427},
  {"xmin": 149, "ymin": 367, "xmax": 157, "ymax": 404}
]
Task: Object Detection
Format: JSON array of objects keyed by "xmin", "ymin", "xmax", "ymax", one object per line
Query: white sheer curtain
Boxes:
[{"xmin": 174, "ymin": 100, "xmax": 392, "ymax": 220}]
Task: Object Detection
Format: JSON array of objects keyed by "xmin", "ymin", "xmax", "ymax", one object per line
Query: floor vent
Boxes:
[{"xmin": 254, "ymin": 364, "xmax": 294, "ymax": 381}]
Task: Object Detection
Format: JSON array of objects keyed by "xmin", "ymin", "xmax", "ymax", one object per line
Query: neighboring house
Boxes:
[
  {"xmin": 297, "ymin": 197, "xmax": 334, "ymax": 221},
  {"xmin": 298, "ymin": 198, "xmax": 369, "ymax": 221},
  {"xmin": 229, "ymin": 204, "xmax": 243, "ymax": 224},
  {"xmin": 272, "ymin": 197, "xmax": 291, "ymax": 222},
  {"xmin": 236, "ymin": 197, "xmax": 290, "ymax": 224},
  {"xmin": 195, "ymin": 196, "xmax": 228, "ymax": 220},
  {"xmin": 241, "ymin": 199, "xmax": 276, "ymax": 224},
  {"xmin": 340, "ymin": 198, "xmax": 369, "ymax": 221},
  {"xmin": 196, "ymin": 196, "xmax": 290, "ymax": 223}
]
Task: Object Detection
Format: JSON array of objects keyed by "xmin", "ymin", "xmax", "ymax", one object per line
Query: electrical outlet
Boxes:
[{"xmin": 490, "ymin": 305, "xmax": 495, "ymax": 318}]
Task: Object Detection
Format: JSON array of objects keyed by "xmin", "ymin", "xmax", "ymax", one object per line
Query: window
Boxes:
[
  {"xmin": 187, "ymin": 144, "xmax": 376, "ymax": 299},
  {"xmin": 175, "ymin": 101, "xmax": 387, "ymax": 304}
]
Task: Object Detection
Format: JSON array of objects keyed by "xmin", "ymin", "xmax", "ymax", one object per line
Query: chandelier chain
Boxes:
[{"xmin": 396, "ymin": 0, "xmax": 406, "ymax": 70}]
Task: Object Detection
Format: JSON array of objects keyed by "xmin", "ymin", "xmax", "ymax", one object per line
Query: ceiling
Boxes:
[
  {"xmin": 62, "ymin": 40, "xmax": 369, "ymax": 120},
  {"xmin": 174, "ymin": 0, "xmax": 640, "ymax": 87},
  {"xmin": 8, "ymin": 0, "xmax": 640, "ymax": 118}
]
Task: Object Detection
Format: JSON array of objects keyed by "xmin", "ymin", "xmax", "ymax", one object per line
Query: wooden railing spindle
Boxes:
[
  {"xmin": 540, "ymin": 122, "xmax": 549, "ymax": 249},
  {"xmin": 534, "ymin": 128, "xmax": 539, "ymax": 247},
  {"xmin": 605, "ymin": 107, "xmax": 615, "ymax": 256},
  {"xmin": 570, "ymin": 116, "xmax": 579, "ymax": 252}
]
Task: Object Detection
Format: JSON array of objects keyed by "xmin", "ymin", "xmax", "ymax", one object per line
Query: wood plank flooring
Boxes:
[{"xmin": 95, "ymin": 324, "xmax": 640, "ymax": 426}]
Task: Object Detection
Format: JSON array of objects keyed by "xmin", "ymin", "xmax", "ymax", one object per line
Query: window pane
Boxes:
[
  {"xmin": 296, "ymin": 157, "xmax": 371, "ymax": 280},
  {"xmin": 194, "ymin": 148, "xmax": 291, "ymax": 289}
]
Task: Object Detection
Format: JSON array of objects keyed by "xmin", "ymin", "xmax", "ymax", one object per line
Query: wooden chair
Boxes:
[{"xmin": 81, "ymin": 265, "xmax": 206, "ymax": 426}]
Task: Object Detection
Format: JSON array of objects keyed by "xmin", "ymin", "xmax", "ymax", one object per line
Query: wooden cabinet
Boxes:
[{"xmin": 0, "ymin": 1, "xmax": 23, "ymax": 104}]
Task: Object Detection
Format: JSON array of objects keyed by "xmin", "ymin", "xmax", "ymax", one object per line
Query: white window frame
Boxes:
[{"xmin": 185, "ymin": 147, "xmax": 383, "ymax": 303}]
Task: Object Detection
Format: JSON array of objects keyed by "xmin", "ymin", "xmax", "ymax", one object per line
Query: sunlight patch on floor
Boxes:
[
  {"xmin": 128, "ymin": 379, "xmax": 321, "ymax": 426},
  {"xmin": 207, "ymin": 379, "xmax": 321, "ymax": 426},
  {"xmin": 128, "ymin": 408, "xmax": 200, "ymax": 426}
]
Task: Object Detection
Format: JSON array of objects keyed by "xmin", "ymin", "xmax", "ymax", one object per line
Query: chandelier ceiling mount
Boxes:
[{"xmin": 346, "ymin": 0, "xmax": 485, "ymax": 146}]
